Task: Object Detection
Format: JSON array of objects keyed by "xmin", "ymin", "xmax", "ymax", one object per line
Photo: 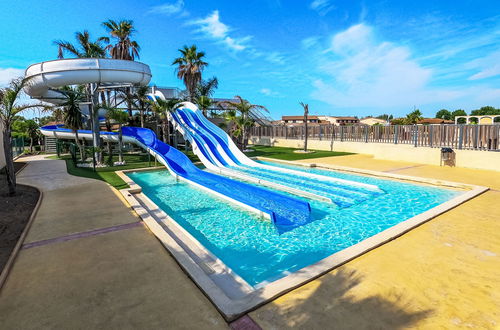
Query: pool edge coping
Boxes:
[{"xmin": 115, "ymin": 164, "xmax": 489, "ymax": 321}]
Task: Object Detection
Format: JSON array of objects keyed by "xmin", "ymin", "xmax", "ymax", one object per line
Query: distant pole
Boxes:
[{"xmin": 300, "ymin": 102, "xmax": 309, "ymax": 152}]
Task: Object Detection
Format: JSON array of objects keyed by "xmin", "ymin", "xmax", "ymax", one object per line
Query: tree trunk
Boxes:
[
  {"xmin": 118, "ymin": 124, "xmax": 123, "ymax": 163},
  {"xmin": 107, "ymin": 141, "xmax": 113, "ymax": 165},
  {"xmin": 74, "ymin": 130, "xmax": 84, "ymax": 161},
  {"xmin": 30, "ymin": 137, "xmax": 33, "ymax": 153},
  {"xmin": 304, "ymin": 122, "xmax": 308, "ymax": 152},
  {"xmin": 126, "ymin": 87, "xmax": 133, "ymax": 125},
  {"xmin": 163, "ymin": 120, "xmax": 168, "ymax": 144},
  {"xmin": 2, "ymin": 127, "xmax": 16, "ymax": 195}
]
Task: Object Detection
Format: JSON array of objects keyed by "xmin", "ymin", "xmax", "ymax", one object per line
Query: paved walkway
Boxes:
[
  {"xmin": 251, "ymin": 154, "xmax": 500, "ymax": 329},
  {"xmin": 0, "ymin": 156, "xmax": 226, "ymax": 329},
  {"xmin": 1, "ymin": 154, "xmax": 499, "ymax": 329}
]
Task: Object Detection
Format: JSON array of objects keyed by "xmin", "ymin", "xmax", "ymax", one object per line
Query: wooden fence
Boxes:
[{"xmin": 249, "ymin": 124, "xmax": 500, "ymax": 151}]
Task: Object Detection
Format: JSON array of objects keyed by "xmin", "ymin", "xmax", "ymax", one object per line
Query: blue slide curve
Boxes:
[{"xmin": 40, "ymin": 125, "xmax": 311, "ymax": 233}]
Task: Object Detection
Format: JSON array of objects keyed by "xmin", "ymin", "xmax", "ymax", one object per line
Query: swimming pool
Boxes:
[{"xmin": 127, "ymin": 161, "xmax": 462, "ymax": 287}]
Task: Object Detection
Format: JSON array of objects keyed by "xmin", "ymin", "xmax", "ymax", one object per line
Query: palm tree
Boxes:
[
  {"xmin": 0, "ymin": 78, "xmax": 42, "ymax": 195},
  {"xmin": 102, "ymin": 19, "xmax": 140, "ymax": 60},
  {"xmin": 103, "ymin": 106, "xmax": 129, "ymax": 163},
  {"xmin": 58, "ymin": 86, "xmax": 85, "ymax": 160},
  {"xmin": 300, "ymin": 102, "xmax": 309, "ymax": 152},
  {"xmin": 195, "ymin": 95, "xmax": 213, "ymax": 118},
  {"xmin": 25, "ymin": 119, "xmax": 39, "ymax": 153},
  {"xmin": 149, "ymin": 98, "xmax": 180, "ymax": 144},
  {"xmin": 133, "ymin": 86, "xmax": 149, "ymax": 127},
  {"xmin": 194, "ymin": 77, "xmax": 218, "ymax": 116},
  {"xmin": 405, "ymin": 109, "xmax": 423, "ymax": 124},
  {"xmin": 172, "ymin": 45, "xmax": 208, "ymax": 101},
  {"xmin": 54, "ymin": 30, "xmax": 108, "ymax": 59},
  {"xmin": 219, "ymin": 96, "xmax": 268, "ymax": 151}
]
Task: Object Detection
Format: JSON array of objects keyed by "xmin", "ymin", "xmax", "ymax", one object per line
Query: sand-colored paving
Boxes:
[{"xmin": 251, "ymin": 154, "xmax": 500, "ymax": 329}]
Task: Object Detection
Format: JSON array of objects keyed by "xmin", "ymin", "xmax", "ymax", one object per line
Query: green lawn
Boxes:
[
  {"xmin": 244, "ymin": 145, "xmax": 354, "ymax": 161},
  {"xmin": 48, "ymin": 145, "xmax": 349, "ymax": 189},
  {"xmin": 47, "ymin": 153, "xmax": 160, "ymax": 190}
]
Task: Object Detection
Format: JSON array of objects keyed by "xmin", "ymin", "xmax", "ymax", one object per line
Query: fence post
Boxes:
[
  {"xmin": 429, "ymin": 126, "xmax": 433, "ymax": 147},
  {"xmin": 285, "ymin": 126, "xmax": 288, "ymax": 139},
  {"xmin": 475, "ymin": 125, "xmax": 479, "ymax": 149},
  {"xmin": 458, "ymin": 125, "xmax": 463, "ymax": 150},
  {"xmin": 394, "ymin": 126, "xmax": 398, "ymax": 144},
  {"xmin": 340, "ymin": 126, "xmax": 344, "ymax": 142},
  {"xmin": 413, "ymin": 125, "xmax": 418, "ymax": 147},
  {"xmin": 319, "ymin": 125, "xmax": 322, "ymax": 141},
  {"xmin": 364, "ymin": 125, "xmax": 368, "ymax": 143}
]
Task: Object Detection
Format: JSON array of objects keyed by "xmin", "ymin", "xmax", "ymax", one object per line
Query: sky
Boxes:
[{"xmin": 0, "ymin": 0, "xmax": 499, "ymax": 119}]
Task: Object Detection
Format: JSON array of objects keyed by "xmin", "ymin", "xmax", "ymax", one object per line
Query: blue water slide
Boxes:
[
  {"xmin": 170, "ymin": 111, "xmax": 230, "ymax": 167},
  {"xmin": 169, "ymin": 103, "xmax": 384, "ymax": 197},
  {"xmin": 177, "ymin": 108, "xmax": 242, "ymax": 166},
  {"xmin": 40, "ymin": 124, "xmax": 312, "ymax": 233}
]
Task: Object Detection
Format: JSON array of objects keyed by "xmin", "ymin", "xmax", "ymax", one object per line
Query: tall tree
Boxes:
[
  {"xmin": 0, "ymin": 78, "xmax": 42, "ymax": 195},
  {"xmin": 435, "ymin": 109, "xmax": 452, "ymax": 120},
  {"xmin": 405, "ymin": 109, "xmax": 423, "ymax": 124},
  {"xmin": 102, "ymin": 19, "xmax": 141, "ymax": 124},
  {"xmin": 25, "ymin": 120, "xmax": 39, "ymax": 153},
  {"xmin": 133, "ymin": 86, "xmax": 149, "ymax": 127},
  {"xmin": 194, "ymin": 77, "xmax": 218, "ymax": 116},
  {"xmin": 219, "ymin": 96, "xmax": 267, "ymax": 151},
  {"xmin": 58, "ymin": 86, "xmax": 85, "ymax": 161},
  {"xmin": 452, "ymin": 109, "xmax": 467, "ymax": 124},
  {"xmin": 149, "ymin": 98, "xmax": 179, "ymax": 145},
  {"xmin": 102, "ymin": 19, "xmax": 140, "ymax": 60},
  {"xmin": 54, "ymin": 30, "xmax": 108, "ymax": 59},
  {"xmin": 471, "ymin": 106, "xmax": 500, "ymax": 116},
  {"xmin": 300, "ymin": 102, "xmax": 309, "ymax": 152},
  {"xmin": 195, "ymin": 96, "xmax": 213, "ymax": 118},
  {"xmin": 172, "ymin": 45, "xmax": 208, "ymax": 102},
  {"xmin": 102, "ymin": 106, "xmax": 129, "ymax": 163}
]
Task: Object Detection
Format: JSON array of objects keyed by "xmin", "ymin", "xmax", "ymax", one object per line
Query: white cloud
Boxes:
[
  {"xmin": 0, "ymin": 68, "xmax": 24, "ymax": 86},
  {"xmin": 467, "ymin": 50, "xmax": 500, "ymax": 80},
  {"xmin": 310, "ymin": 24, "xmax": 460, "ymax": 108},
  {"xmin": 260, "ymin": 88, "xmax": 281, "ymax": 97},
  {"xmin": 301, "ymin": 36, "xmax": 319, "ymax": 49},
  {"xmin": 189, "ymin": 11, "xmax": 251, "ymax": 51},
  {"xmin": 266, "ymin": 52, "xmax": 286, "ymax": 65},
  {"xmin": 310, "ymin": 0, "xmax": 335, "ymax": 16},
  {"xmin": 148, "ymin": 0, "xmax": 188, "ymax": 16}
]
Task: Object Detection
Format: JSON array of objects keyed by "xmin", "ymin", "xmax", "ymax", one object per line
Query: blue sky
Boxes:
[{"xmin": 0, "ymin": 0, "xmax": 498, "ymax": 119}]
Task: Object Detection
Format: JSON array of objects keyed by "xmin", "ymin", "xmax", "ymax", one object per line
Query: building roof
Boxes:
[
  {"xmin": 282, "ymin": 115, "xmax": 320, "ymax": 120},
  {"xmin": 330, "ymin": 117, "xmax": 359, "ymax": 120},
  {"xmin": 418, "ymin": 118, "xmax": 454, "ymax": 124}
]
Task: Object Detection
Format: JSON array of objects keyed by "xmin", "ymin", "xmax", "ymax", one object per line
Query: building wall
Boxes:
[
  {"xmin": 360, "ymin": 118, "xmax": 386, "ymax": 125},
  {"xmin": 249, "ymin": 137, "xmax": 500, "ymax": 172}
]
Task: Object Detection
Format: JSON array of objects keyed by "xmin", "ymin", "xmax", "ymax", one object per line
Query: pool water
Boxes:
[{"xmin": 128, "ymin": 163, "xmax": 461, "ymax": 286}]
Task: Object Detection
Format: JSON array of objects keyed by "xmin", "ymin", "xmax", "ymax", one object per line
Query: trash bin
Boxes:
[{"xmin": 440, "ymin": 147, "xmax": 455, "ymax": 167}]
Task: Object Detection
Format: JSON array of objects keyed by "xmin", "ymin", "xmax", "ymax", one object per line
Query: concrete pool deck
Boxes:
[
  {"xmin": 0, "ymin": 154, "xmax": 498, "ymax": 328},
  {"xmin": 0, "ymin": 155, "xmax": 226, "ymax": 329}
]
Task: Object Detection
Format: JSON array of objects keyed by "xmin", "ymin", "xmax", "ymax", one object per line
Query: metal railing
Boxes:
[
  {"xmin": 249, "ymin": 124, "xmax": 500, "ymax": 151},
  {"xmin": 11, "ymin": 137, "xmax": 25, "ymax": 158}
]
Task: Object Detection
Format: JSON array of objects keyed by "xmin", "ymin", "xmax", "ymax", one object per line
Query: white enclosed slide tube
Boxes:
[{"xmin": 24, "ymin": 58, "xmax": 151, "ymax": 104}]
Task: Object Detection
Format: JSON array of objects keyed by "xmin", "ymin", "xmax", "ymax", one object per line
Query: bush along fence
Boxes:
[{"xmin": 249, "ymin": 124, "xmax": 500, "ymax": 151}]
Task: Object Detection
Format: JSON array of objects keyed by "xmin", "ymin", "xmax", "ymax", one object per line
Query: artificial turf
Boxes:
[
  {"xmin": 244, "ymin": 145, "xmax": 354, "ymax": 161},
  {"xmin": 49, "ymin": 145, "xmax": 351, "ymax": 189}
]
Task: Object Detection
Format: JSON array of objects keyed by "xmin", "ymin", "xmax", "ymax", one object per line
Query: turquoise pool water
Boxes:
[{"xmin": 128, "ymin": 163, "xmax": 461, "ymax": 286}]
